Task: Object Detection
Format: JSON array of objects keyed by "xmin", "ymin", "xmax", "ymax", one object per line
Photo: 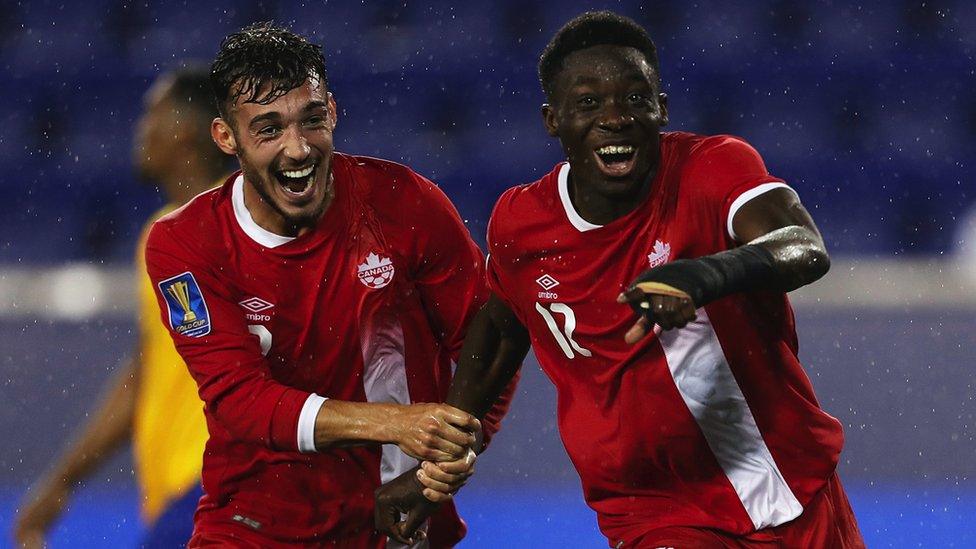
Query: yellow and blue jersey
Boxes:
[{"xmin": 133, "ymin": 205, "xmax": 208, "ymax": 524}]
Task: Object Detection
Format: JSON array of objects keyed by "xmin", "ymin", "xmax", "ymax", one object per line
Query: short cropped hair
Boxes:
[
  {"xmin": 538, "ymin": 11, "xmax": 660, "ymax": 100},
  {"xmin": 166, "ymin": 66, "xmax": 218, "ymax": 122},
  {"xmin": 210, "ymin": 22, "xmax": 327, "ymax": 119}
]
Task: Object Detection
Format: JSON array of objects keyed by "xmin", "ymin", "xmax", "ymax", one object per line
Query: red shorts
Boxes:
[{"xmin": 629, "ymin": 474, "xmax": 865, "ymax": 548}]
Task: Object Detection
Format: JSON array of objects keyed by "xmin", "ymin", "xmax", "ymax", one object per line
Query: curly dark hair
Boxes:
[
  {"xmin": 210, "ymin": 22, "xmax": 327, "ymax": 119},
  {"xmin": 538, "ymin": 11, "xmax": 660, "ymax": 101}
]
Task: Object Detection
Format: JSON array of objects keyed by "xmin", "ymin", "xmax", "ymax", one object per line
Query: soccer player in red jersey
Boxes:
[
  {"xmin": 376, "ymin": 11, "xmax": 866, "ymax": 548},
  {"xmin": 144, "ymin": 23, "xmax": 513, "ymax": 547}
]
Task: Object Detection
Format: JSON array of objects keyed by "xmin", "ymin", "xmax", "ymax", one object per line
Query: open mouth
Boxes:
[
  {"xmin": 275, "ymin": 164, "xmax": 317, "ymax": 196},
  {"xmin": 594, "ymin": 144, "xmax": 637, "ymax": 177}
]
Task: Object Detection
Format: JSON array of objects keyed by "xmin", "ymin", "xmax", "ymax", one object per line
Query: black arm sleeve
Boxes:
[{"xmin": 630, "ymin": 244, "xmax": 778, "ymax": 309}]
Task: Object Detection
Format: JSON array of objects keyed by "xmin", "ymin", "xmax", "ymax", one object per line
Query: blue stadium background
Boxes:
[{"xmin": 1, "ymin": 1, "xmax": 974, "ymax": 547}]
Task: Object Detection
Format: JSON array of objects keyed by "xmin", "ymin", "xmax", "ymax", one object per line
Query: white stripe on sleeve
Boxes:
[
  {"xmin": 297, "ymin": 393, "xmax": 328, "ymax": 453},
  {"xmin": 726, "ymin": 182, "xmax": 796, "ymax": 242}
]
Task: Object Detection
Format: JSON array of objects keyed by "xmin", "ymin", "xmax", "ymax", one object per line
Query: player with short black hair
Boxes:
[
  {"xmin": 538, "ymin": 10, "xmax": 661, "ymax": 98},
  {"xmin": 16, "ymin": 66, "xmax": 225, "ymax": 548},
  {"xmin": 376, "ymin": 11, "xmax": 865, "ymax": 548},
  {"xmin": 145, "ymin": 22, "xmax": 515, "ymax": 547}
]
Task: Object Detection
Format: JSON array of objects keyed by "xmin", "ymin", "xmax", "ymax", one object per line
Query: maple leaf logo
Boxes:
[
  {"xmin": 357, "ymin": 252, "xmax": 395, "ymax": 289},
  {"xmin": 648, "ymin": 240, "xmax": 671, "ymax": 268}
]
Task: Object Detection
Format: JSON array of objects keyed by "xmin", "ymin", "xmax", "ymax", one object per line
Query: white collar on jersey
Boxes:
[
  {"xmin": 557, "ymin": 163, "xmax": 604, "ymax": 233},
  {"xmin": 232, "ymin": 175, "xmax": 297, "ymax": 248}
]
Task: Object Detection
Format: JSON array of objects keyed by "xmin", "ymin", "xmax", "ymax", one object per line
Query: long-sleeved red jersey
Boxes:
[{"xmin": 146, "ymin": 153, "xmax": 513, "ymax": 547}]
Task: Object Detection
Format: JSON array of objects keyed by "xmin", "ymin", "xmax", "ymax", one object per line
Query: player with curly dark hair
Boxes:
[{"xmin": 144, "ymin": 22, "xmax": 516, "ymax": 547}]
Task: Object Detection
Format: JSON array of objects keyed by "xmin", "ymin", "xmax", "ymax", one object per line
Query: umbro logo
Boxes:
[
  {"xmin": 536, "ymin": 274, "xmax": 559, "ymax": 291},
  {"xmin": 239, "ymin": 296, "xmax": 274, "ymax": 312}
]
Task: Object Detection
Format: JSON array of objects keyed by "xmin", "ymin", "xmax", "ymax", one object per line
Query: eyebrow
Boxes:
[
  {"xmin": 304, "ymin": 100, "xmax": 328, "ymax": 112},
  {"xmin": 248, "ymin": 112, "xmax": 281, "ymax": 127},
  {"xmin": 247, "ymin": 100, "xmax": 329, "ymax": 127}
]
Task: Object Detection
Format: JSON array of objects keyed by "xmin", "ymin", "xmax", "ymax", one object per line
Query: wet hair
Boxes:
[
  {"xmin": 210, "ymin": 21, "xmax": 327, "ymax": 119},
  {"xmin": 538, "ymin": 11, "xmax": 660, "ymax": 100}
]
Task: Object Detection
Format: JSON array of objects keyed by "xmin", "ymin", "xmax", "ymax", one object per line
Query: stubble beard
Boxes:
[{"xmin": 238, "ymin": 155, "xmax": 333, "ymax": 233}]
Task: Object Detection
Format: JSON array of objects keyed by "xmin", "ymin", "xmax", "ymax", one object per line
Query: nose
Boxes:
[
  {"xmin": 282, "ymin": 126, "xmax": 311, "ymax": 163},
  {"xmin": 597, "ymin": 101, "xmax": 634, "ymax": 132}
]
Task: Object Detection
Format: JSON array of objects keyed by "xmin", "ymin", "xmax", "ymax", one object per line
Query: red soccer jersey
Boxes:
[
  {"xmin": 486, "ymin": 132, "xmax": 845, "ymax": 546},
  {"xmin": 146, "ymin": 153, "xmax": 512, "ymax": 547}
]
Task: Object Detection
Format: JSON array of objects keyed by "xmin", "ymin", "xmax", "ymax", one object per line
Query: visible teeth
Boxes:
[
  {"xmin": 596, "ymin": 145, "xmax": 635, "ymax": 155},
  {"xmin": 281, "ymin": 165, "xmax": 315, "ymax": 179}
]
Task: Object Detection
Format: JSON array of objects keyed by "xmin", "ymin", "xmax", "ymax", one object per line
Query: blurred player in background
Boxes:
[
  {"xmin": 15, "ymin": 67, "xmax": 226, "ymax": 547},
  {"xmin": 377, "ymin": 11, "xmax": 866, "ymax": 548},
  {"xmin": 144, "ymin": 23, "xmax": 513, "ymax": 546}
]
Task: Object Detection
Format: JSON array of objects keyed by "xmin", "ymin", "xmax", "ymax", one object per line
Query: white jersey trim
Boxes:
[
  {"xmin": 232, "ymin": 175, "xmax": 297, "ymax": 248},
  {"xmin": 557, "ymin": 163, "xmax": 603, "ymax": 233},
  {"xmin": 726, "ymin": 182, "xmax": 796, "ymax": 242},
  {"xmin": 657, "ymin": 309, "xmax": 803, "ymax": 529},
  {"xmin": 297, "ymin": 393, "xmax": 328, "ymax": 453}
]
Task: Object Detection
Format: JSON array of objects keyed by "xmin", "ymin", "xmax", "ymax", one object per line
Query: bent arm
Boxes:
[
  {"xmin": 446, "ymin": 294, "xmax": 530, "ymax": 422},
  {"xmin": 373, "ymin": 295, "xmax": 530, "ymax": 543},
  {"xmin": 16, "ymin": 359, "xmax": 139, "ymax": 545},
  {"xmin": 47, "ymin": 358, "xmax": 138, "ymax": 484},
  {"xmin": 621, "ymin": 187, "xmax": 830, "ymax": 339},
  {"xmin": 731, "ymin": 187, "xmax": 830, "ymax": 291},
  {"xmin": 146, "ymin": 226, "xmax": 475, "ymax": 459}
]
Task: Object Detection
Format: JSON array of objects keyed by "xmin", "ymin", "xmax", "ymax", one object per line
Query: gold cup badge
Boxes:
[{"xmin": 166, "ymin": 280, "xmax": 198, "ymax": 323}]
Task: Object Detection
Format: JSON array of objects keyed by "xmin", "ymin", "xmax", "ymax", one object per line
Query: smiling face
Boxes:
[
  {"xmin": 211, "ymin": 75, "xmax": 337, "ymax": 236},
  {"xmin": 543, "ymin": 44, "xmax": 668, "ymax": 201}
]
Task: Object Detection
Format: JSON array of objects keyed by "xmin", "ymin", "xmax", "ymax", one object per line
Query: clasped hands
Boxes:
[
  {"xmin": 375, "ymin": 403, "xmax": 481, "ymax": 545},
  {"xmin": 373, "ymin": 267, "xmax": 695, "ymax": 543}
]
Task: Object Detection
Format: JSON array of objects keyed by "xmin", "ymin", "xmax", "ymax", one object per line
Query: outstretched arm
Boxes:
[
  {"xmin": 15, "ymin": 359, "xmax": 139, "ymax": 548},
  {"xmin": 619, "ymin": 188, "xmax": 830, "ymax": 341},
  {"xmin": 374, "ymin": 295, "xmax": 530, "ymax": 544}
]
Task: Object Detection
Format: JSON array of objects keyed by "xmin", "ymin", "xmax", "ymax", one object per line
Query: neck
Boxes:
[{"xmin": 569, "ymin": 168, "xmax": 656, "ymax": 226}]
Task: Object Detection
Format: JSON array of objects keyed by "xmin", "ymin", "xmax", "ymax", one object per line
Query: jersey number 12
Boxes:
[{"xmin": 535, "ymin": 302, "xmax": 591, "ymax": 359}]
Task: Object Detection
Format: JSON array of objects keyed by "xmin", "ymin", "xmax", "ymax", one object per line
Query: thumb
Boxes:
[{"xmin": 400, "ymin": 504, "xmax": 433, "ymax": 541}]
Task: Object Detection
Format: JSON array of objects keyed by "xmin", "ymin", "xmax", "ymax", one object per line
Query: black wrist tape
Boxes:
[{"xmin": 631, "ymin": 244, "xmax": 778, "ymax": 307}]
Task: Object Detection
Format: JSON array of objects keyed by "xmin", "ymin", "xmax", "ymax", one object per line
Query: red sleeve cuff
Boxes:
[{"xmin": 269, "ymin": 388, "xmax": 314, "ymax": 452}]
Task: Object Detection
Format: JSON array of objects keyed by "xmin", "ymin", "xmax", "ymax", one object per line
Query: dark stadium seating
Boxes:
[{"xmin": 0, "ymin": 0, "xmax": 971, "ymax": 260}]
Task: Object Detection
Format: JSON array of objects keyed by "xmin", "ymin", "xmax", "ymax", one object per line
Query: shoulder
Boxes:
[
  {"xmin": 336, "ymin": 152, "xmax": 429, "ymax": 191},
  {"xmin": 146, "ymin": 175, "xmax": 233, "ymax": 258},
  {"xmin": 659, "ymin": 131, "xmax": 762, "ymax": 165},
  {"xmin": 664, "ymin": 133, "xmax": 778, "ymax": 204},
  {"xmin": 488, "ymin": 163, "xmax": 563, "ymax": 239},
  {"xmin": 683, "ymin": 133, "xmax": 768, "ymax": 172},
  {"xmin": 336, "ymin": 152, "xmax": 451, "ymax": 210}
]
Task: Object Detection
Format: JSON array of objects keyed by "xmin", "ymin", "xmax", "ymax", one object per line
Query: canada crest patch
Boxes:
[
  {"xmin": 648, "ymin": 240, "xmax": 671, "ymax": 268},
  {"xmin": 357, "ymin": 252, "xmax": 395, "ymax": 289},
  {"xmin": 158, "ymin": 272, "xmax": 211, "ymax": 337}
]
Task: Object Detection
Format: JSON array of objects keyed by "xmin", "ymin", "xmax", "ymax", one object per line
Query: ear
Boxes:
[
  {"xmin": 211, "ymin": 117, "xmax": 238, "ymax": 156},
  {"xmin": 327, "ymin": 92, "xmax": 338, "ymax": 131},
  {"xmin": 541, "ymin": 103, "xmax": 559, "ymax": 137},
  {"xmin": 657, "ymin": 92, "xmax": 670, "ymax": 127}
]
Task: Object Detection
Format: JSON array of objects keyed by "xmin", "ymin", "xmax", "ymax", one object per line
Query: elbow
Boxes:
[
  {"xmin": 783, "ymin": 244, "xmax": 829, "ymax": 291},
  {"xmin": 807, "ymin": 247, "xmax": 830, "ymax": 283},
  {"xmin": 768, "ymin": 232, "xmax": 830, "ymax": 291}
]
